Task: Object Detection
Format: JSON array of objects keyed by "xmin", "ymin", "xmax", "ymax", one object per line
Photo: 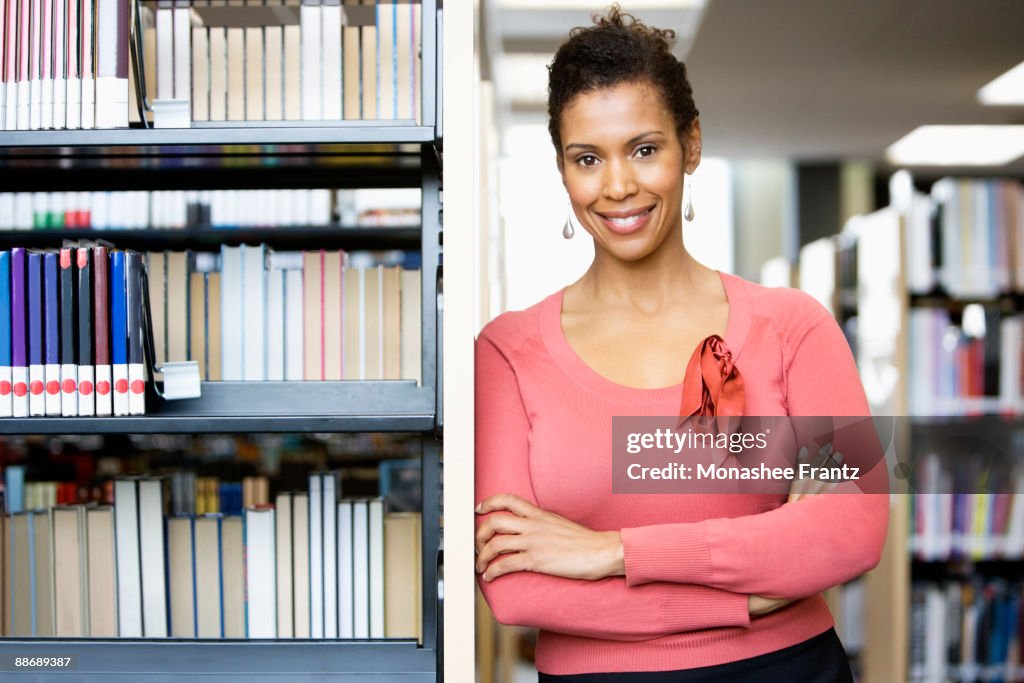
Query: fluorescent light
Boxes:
[
  {"xmin": 498, "ymin": 0, "xmax": 703, "ymax": 8},
  {"xmin": 978, "ymin": 61, "xmax": 1024, "ymax": 105},
  {"xmin": 886, "ymin": 125, "xmax": 1024, "ymax": 166}
]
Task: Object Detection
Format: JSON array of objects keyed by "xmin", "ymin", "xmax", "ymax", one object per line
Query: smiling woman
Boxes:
[{"xmin": 474, "ymin": 4, "xmax": 888, "ymax": 682}]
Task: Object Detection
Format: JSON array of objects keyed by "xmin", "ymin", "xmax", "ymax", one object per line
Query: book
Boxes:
[
  {"xmin": 27, "ymin": 250, "xmax": 43, "ymax": 415},
  {"xmin": 266, "ymin": 267, "xmax": 285, "ymax": 380},
  {"xmin": 31, "ymin": 509, "xmax": 54, "ymax": 636},
  {"xmin": 113, "ymin": 478, "xmax": 142, "ymax": 636},
  {"xmin": 77, "ymin": 248, "xmax": 94, "ymax": 416},
  {"xmin": 284, "ymin": 269, "xmax": 303, "ymax": 380},
  {"xmin": 10, "ymin": 248, "xmax": 27, "ymax": 416},
  {"xmin": 400, "ymin": 268, "xmax": 420, "ymax": 383},
  {"xmin": 0, "ymin": 252, "xmax": 9, "ymax": 417},
  {"xmin": 93, "ymin": 245, "xmax": 112, "ymax": 416},
  {"xmin": 11, "ymin": 512, "xmax": 32, "ymax": 635},
  {"xmin": 359, "ymin": 0, "xmax": 376, "ymax": 119},
  {"xmin": 52, "ymin": 506, "xmax": 88, "ymax": 636},
  {"xmin": 275, "ymin": 492, "xmax": 294, "ymax": 638},
  {"xmin": 337, "ymin": 498, "xmax": 353, "ymax": 637},
  {"xmin": 139, "ymin": 477, "xmax": 168, "ymax": 637},
  {"xmin": 167, "ymin": 516, "xmax": 196, "ymax": 637},
  {"xmin": 323, "ymin": 250, "xmax": 343, "ymax": 380},
  {"xmin": 383, "ymin": 511, "xmax": 421, "ymax": 640},
  {"xmin": 302, "ymin": 250, "xmax": 323, "ymax": 380},
  {"xmin": 86, "ymin": 506, "xmax": 117, "ymax": 637},
  {"xmin": 292, "ymin": 491, "xmax": 310, "ymax": 638},
  {"xmin": 43, "ymin": 251, "xmax": 60, "ymax": 415},
  {"xmin": 322, "ymin": 472, "xmax": 338, "ymax": 638},
  {"xmin": 125, "ymin": 251, "xmax": 145, "ymax": 415},
  {"xmin": 166, "ymin": 251, "xmax": 189, "ymax": 364},
  {"xmin": 244, "ymin": 506, "xmax": 276, "ymax": 638},
  {"xmin": 58, "ymin": 248, "xmax": 78, "ymax": 415},
  {"xmin": 299, "ymin": 2, "xmax": 321, "ymax": 120},
  {"xmin": 194, "ymin": 515, "xmax": 223, "ymax": 638},
  {"xmin": 321, "ymin": 2, "xmax": 341, "ymax": 120},
  {"xmin": 110, "ymin": 250, "xmax": 128, "ymax": 415},
  {"xmin": 147, "ymin": 251, "xmax": 166, "ymax": 367},
  {"xmin": 368, "ymin": 497, "xmax": 384, "ymax": 638},
  {"xmin": 80, "ymin": 0, "xmax": 95, "ymax": 129},
  {"xmin": 220, "ymin": 245, "xmax": 243, "ymax": 380},
  {"xmin": 241, "ymin": 244, "xmax": 266, "ymax": 381},
  {"xmin": 352, "ymin": 498, "xmax": 369, "ymax": 637},
  {"xmin": 308, "ymin": 472, "xmax": 323, "ymax": 637},
  {"xmin": 341, "ymin": 0, "xmax": 360, "ymax": 119},
  {"xmin": 221, "ymin": 515, "xmax": 245, "ymax": 638}
]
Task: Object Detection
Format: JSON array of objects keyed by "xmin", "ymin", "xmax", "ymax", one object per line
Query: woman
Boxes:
[{"xmin": 474, "ymin": 7, "xmax": 888, "ymax": 681}]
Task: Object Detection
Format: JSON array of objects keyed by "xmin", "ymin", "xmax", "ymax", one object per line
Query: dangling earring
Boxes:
[
  {"xmin": 684, "ymin": 174, "xmax": 695, "ymax": 222},
  {"xmin": 563, "ymin": 205, "xmax": 576, "ymax": 239}
]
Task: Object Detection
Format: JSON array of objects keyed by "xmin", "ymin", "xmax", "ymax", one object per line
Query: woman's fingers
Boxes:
[
  {"xmin": 480, "ymin": 550, "xmax": 533, "ymax": 582},
  {"xmin": 475, "ymin": 532, "xmax": 523, "ymax": 573},
  {"xmin": 476, "ymin": 493, "xmax": 540, "ymax": 517},
  {"xmin": 474, "ymin": 512, "xmax": 527, "ymax": 554}
]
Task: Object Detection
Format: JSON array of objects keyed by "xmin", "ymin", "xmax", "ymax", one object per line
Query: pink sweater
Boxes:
[{"xmin": 475, "ymin": 271, "xmax": 889, "ymax": 675}]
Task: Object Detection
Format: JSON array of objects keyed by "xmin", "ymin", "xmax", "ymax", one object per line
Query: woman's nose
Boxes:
[{"xmin": 602, "ymin": 159, "xmax": 638, "ymax": 200}]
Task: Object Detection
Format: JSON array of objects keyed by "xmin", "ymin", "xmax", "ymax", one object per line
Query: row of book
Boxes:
[
  {"xmin": 911, "ymin": 455, "xmax": 1024, "ymax": 562},
  {"xmin": 148, "ymin": 246, "xmax": 421, "ymax": 382},
  {"xmin": 909, "ymin": 580, "xmax": 1023, "ymax": 682},
  {"xmin": 905, "ymin": 308, "xmax": 1024, "ymax": 416},
  {"xmin": 0, "ymin": 246, "xmax": 148, "ymax": 418},
  {"xmin": 0, "ymin": 477, "xmax": 423, "ymax": 639},
  {"xmin": 0, "ymin": 0, "xmax": 130, "ymax": 130},
  {"xmin": 0, "ymin": 188, "xmax": 422, "ymax": 231},
  {"xmin": 6, "ymin": 473, "xmax": 269, "ymax": 516},
  {"xmin": 138, "ymin": 1, "xmax": 421, "ymax": 126},
  {"xmin": 907, "ymin": 178, "xmax": 1024, "ymax": 299}
]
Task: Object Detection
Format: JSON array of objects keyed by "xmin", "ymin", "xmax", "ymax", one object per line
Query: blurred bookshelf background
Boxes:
[{"xmin": 474, "ymin": 1, "xmax": 1024, "ymax": 682}]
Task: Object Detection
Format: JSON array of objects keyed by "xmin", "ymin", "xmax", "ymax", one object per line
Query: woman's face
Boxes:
[{"xmin": 558, "ymin": 81, "xmax": 701, "ymax": 264}]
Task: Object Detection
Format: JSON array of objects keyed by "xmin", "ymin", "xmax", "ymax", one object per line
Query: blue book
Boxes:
[
  {"xmin": 11, "ymin": 248, "xmax": 28, "ymax": 417},
  {"xmin": 0, "ymin": 250, "xmax": 11, "ymax": 417},
  {"xmin": 111, "ymin": 251, "xmax": 128, "ymax": 416},
  {"xmin": 43, "ymin": 253, "xmax": 60, "ymax": 416},
  {"xmin": 27, "ymin": 252, "xmax": 44, "ymax": 416},
  {"xmin": 5, "ymin": 464, "xmax": 25, "ymax": 514}
]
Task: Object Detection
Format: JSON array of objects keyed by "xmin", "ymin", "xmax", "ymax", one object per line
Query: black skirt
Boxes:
[{"xmin": 538, "ymin": 628, "xmax": 854, "ymax": 683}]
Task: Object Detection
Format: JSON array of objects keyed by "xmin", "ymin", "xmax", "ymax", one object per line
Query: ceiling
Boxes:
[{"xmin": 482, "ymin": 0, "xmax": 1024, "ymax": 175}]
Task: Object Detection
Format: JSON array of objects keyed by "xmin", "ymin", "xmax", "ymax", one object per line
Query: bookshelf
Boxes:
[
  {"xmin": 0, "ymin": 0, "xmax": 451, "ymax": 680},
  {"xmin": 802, "ymin": 173, "xmax": 1024, "ymax": 682}
]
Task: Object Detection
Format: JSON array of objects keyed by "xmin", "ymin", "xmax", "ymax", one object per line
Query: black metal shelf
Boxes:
[
  {"xmin": 0, "ymin": 381, "xmax": 435, "ymax": 434},
  {"xmin": 0, "ymin": 124, "xmax": 435, "ymax": 150},
  {"xmin": 0, "ymin": 639, "xmax": 436, "ymax": 681},
  {"xmin": 0, "ymin": 227, "xmax": 421, "ymax": 251}
]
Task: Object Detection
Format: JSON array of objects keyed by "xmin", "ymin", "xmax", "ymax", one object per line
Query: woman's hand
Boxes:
[
  {"xmin": 787, "ymin": 444, "xmax": 840, "ymax": 504},
  {"xmin": 475, "ymin": 493, "xmax": 624, "ymax": 582},
  {"xmin": 748, "ymin": 595, "xmax": 792, "ymax": 616}
]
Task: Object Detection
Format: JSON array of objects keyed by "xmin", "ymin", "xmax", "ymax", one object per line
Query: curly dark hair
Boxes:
[{"xmin": 547, "ymin": 4, "xmax": 699, "ymax": 156}]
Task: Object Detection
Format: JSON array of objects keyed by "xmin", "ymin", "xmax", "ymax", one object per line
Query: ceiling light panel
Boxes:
[
  {"xmin": 977, "ymin": 61, "xmax": 1024, "ymax": 105},
  {"xmin": 886, "ymin": 125, "xmax": 1024, "ymax": 166}
]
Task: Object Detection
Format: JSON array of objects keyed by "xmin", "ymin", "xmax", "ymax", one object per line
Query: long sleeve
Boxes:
[
  {"xmin": 621, "ymin": 306, "xmax": 889, "ymax": 599},
  {"xmin": 475, "ymin": 332, "xmax": 752, "ymax": 640}
]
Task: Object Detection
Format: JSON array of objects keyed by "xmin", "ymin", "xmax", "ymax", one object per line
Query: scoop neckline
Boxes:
[{"xmin": 539, "ymin": 270, "xmax": 751, "ymax": 403}]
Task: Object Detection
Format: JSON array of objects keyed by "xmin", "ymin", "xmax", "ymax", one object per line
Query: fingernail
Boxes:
[{"xmin": 475, "ymin": 503, "xmax": 482, "ymax": 513}]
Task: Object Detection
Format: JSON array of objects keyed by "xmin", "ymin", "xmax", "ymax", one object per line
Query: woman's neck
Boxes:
[{"xmin": 572, "ymin": 241, "xmax": 718, "ymax": 313}]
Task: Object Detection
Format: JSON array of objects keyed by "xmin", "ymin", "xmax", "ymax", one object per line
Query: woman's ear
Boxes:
[{"xmin": 683, "ymin": 118, "xmax": 702, "ymax": 175}]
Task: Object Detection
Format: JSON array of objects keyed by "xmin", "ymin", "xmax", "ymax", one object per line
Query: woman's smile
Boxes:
[{"xmin": 596, "ymin": 205, "xmax": 656, "ymax": 235}]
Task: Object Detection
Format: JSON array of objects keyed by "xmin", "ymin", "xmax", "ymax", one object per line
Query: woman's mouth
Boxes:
[{"xmin": 598, "ymin": 206, "xmax": 655, "ymax": 235}]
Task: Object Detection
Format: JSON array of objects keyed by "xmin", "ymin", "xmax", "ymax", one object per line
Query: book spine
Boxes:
[
  {"xmin": 77, "ymin": 248, "xmax": 93, "ymax": 415},
  {"xmin": 11, "ymin": 247, "xmax": 28, "ymax": 416},
  {"xmin": 65, "ymin": 0, "xmax": 81, "ymax": 129},
  {"xmin": 59, "ymin": 248, "xmax": 77, "ymax": 415},
  {"xmin": 51, "ymin": 0, "xmax": 64, "ymax": 129},
  {"xmin": 93, "ymin": 246, "xmax": 111, "ymax": 416},
  {"xmin": 0, "ymin": 251, "xmax": 11, "ymax": 416},
  {"xmin": 79, "ymin": 0, "xmax": 94, "ymax": 129},
  {"xmin": 27, "ymin": 251, "xmax": 44, "ymax": 415},
  {"xmin": 39, "ymin": 0, "xmax": 52, "ymax": 129},
  {"xmin": 16, "ymin": 0, "xmax": 29, "ymax": 129},
  {"xmin": 125, "ymin": 251, "xmax": 145, "ymax": 415},
  {"xmin": 110, "ymin": 250, "xmax": 128, "ymax": 416},
  {"xmin": 43, "ymin": 251, "xmax": 60, "ymax": 415},
  {"xmin": 28, "ymin": 0, "xmax": 40, "ymax": 129}
]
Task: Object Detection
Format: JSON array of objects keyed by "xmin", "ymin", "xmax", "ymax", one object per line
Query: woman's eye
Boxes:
[
  {"xmin": 635, "ymin": 144, "xmax": 657, "ymax": 158},
  {"xmin": 576, "ymin": 154, "xmax": 599, "ymax": 167}
]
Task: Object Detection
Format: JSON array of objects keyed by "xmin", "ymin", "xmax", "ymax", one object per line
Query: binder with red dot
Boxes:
[
  {"xmin": 77, "ymin": 247, "xmax": 95, "ymax": 417},
  {"xmin": 43, "ymin": 251, "xmax": 61, "ymax": 416},
  {"xmin": 126, "ymin": 250, "xmax": 145, "ymax": 416},
  {"xmin": 59, "ymin": 248, "xmax": 78, "ymax": 417},
  {"xmin": 10, "ymin": 248, "xmax": 27, "ymax": 417},
  {"xmin": 93, "ymin": 245, "xmax": 112, "ymax": 417},
  {"xmin": 0, "ymin": 250, "xmax": 11, "ymax": 418},
  {"xmin": 27, "ymin": 251, "xmax": 45, "ymax": 417}
]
